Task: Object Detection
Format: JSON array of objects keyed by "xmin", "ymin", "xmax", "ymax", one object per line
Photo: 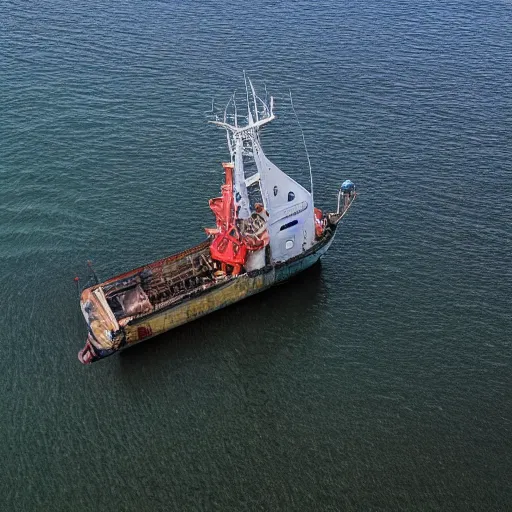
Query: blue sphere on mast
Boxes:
[{"xmin": 341, "ymin": 180, "xmax": 355, "ymax": 193}]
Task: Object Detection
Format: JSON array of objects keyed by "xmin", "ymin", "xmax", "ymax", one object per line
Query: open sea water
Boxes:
[{"xmin": 1, "ymin": 1, "xmax": 511, "ymax": 510}]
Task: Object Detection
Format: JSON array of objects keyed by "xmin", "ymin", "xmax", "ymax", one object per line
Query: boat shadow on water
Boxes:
[{"xmin": 115, "ymin": 261, "xmax": 325, "ymax": 372}]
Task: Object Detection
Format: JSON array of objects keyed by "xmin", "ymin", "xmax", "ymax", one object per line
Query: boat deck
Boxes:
[{"xmin": 98, "ymin": 241, "xmax": 222, "ymax": 324}]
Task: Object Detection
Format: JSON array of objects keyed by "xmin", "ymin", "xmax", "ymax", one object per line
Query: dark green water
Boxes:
[{"xmin": 1, "ymin": 1, "xmax": 511, "ymax": 510}]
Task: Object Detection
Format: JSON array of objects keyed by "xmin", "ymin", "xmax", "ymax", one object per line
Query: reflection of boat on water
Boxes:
[{"xmin": 78, "ymin": 79, "xmax": 357, "ymax": 364}]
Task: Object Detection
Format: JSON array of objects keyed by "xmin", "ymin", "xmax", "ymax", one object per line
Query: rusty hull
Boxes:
[{"xmin": 79, "ymin": 224, "xmax": 338, "ymax": 364}]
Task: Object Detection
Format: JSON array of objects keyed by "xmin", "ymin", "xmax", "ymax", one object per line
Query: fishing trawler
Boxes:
[{"xmin": 78, "ymin": 79, "xmax": 356, "ymax": 364}]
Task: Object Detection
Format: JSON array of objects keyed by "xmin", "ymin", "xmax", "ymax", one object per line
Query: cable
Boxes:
[{"xmin": 289, "ymin": 91, "xmax": 314, "ymax": 202}]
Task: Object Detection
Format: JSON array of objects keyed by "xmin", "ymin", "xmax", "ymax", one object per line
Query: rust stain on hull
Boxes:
[{"xmin": 124, "ymin": 271, "xmax": 269, "ymax": 345}]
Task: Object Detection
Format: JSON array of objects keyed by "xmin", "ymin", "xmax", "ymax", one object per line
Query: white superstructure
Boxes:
[{"xmin": 210, "ymin": 76, "xmax": 316, "ymax": 264}]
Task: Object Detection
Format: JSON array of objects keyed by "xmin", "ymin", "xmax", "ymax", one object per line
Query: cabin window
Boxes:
[
  {"xmin": 235, "ymin": 192, "xmax": 241, "ymax": 202},
  {"xmin": 280, "ymin": 219, "xmax": 298, "ymax": 231},
  {"xmin": 285, "ymin": 240, "xmax": 294, "ymax": 250},
  {"xmin": 273, "ymin": 185, "xmax": 278, "ymax": 196},
  {"xmin": 288, "ymin": 191, "xmax": 295, "ymax": 202}
]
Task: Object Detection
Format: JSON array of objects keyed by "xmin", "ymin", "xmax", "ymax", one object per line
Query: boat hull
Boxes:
[{"xmin": 79, "ymin": 225, "xmax": 337, "ymax": 364}]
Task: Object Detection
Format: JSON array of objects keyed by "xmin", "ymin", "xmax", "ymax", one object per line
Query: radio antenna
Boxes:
[{"xmin": 289, "ymin": 91, "xmax": 314, "ymax": 203}]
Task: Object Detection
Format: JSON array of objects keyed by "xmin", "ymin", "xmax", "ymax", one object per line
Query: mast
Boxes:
[{"xmin": 210, "ymin": 77, "xmax": 316, "ymax": 263}]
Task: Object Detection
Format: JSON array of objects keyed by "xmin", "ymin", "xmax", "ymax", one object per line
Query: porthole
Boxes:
[
  {"xmin": 285, "ymin": 240, "xmax": 294, "ymax": 250},
  {"xmin": 288, "ymin": 191, "xmax": 295, "ymax": 202},
  {"xmin": 280, "ymin": 220, "xmax": 299, "ymax": 231}
]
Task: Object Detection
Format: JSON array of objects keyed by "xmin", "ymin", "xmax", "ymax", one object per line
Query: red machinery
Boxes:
[{"xmin": 208, "ymin": 163, "xmax": 248, "ymax": 275}]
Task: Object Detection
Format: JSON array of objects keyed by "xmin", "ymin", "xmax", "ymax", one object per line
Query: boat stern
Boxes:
[
  {"xmin": 78, "ymin": 332, "xmax": 120, "ymax": 364},
  {"xmin": 79, "ymin": 286, "xmax": 123, "ymax": 364}
]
